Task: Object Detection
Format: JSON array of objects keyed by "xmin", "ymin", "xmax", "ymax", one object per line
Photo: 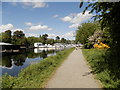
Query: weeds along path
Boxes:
[{"xmin": 46, "ymin": 49, "xmax": 102, "ymax": 88}]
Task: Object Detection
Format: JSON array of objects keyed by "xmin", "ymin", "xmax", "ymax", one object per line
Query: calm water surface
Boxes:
[{"xmin": 0, "ymin": 48, "xmax": 62, "ymax": 76}]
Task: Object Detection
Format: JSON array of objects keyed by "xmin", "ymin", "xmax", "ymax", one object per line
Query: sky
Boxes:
[{"xmin": 0, "ymin": 2, "xmax": 94, "ymax": 40}]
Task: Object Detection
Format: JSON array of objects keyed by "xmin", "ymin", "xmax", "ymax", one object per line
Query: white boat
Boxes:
[
  {"xmin": 34, "ymin": 43, "xmax": 56, "ymax": 48},
  {"xmin": 34, "ymin": 43, "xmax": 47, "ymax": 48}
]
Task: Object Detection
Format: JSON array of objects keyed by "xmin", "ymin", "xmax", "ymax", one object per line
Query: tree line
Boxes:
[{"xmin": 0, "ymin": 30, "xmax": 74, "ymax": 47}]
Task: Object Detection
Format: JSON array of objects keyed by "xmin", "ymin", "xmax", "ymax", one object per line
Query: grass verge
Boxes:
[
  {"xmin": 82, "ymin": 49, "xmax": 120, "ymax": 88},
  {"xmin": 2, "ymin": 48, "xmax": 74, "ymax": 88}
]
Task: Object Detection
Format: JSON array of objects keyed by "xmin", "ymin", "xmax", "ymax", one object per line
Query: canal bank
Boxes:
[
  {"xmin": 2, "ymin": 48, "xmax": 74, "ymax": 88},
  {"xmin": 1, "ymin": 49, "xmax": 57, "ymax": 76}
]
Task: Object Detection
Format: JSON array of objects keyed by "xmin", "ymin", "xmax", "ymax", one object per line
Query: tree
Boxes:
[
  {"xmin": 46, "ymin": 39, "xmax": 54, "ymax": 45},
  {"xmin": 41, "ymin": 34, "xmax": 48, "ymax": 45},
  {"xmin": 2, "ymin": 30, "xmax": 12, "ymax": 43},
  {"xmin": 80, "ymin": 1, "xmax": 120, "ymax": 47},
  {"xmin": 13, "ymin": 30, "xmax": 25, "ymax": 38},
  {"xmin": 0, "ymin": 33, "xmax": 2, "ymax": 42},
  {"xmin": 76, "ymin": 22, "xmax": 100, "ymax": 44},
  {"xmin": 61, "ymin": 38, "xmax": 66, "ymax": 43},
  {"xmin": 56, "ymin": 36, "xmax": 60, "ymax": 40},
  {"xmin": 88, "ymin": 30, "xmax": 103, "ymax": 42},
  {"xmin": 55, "ymin": 36, "xmax": 60, "ymax": 43},
  {"xmin": 12, "ymin": 30, "xmax": 27, "ymax": 45},
  {"xmin": 27, "ymin": 36, "xmax": 39, "ymax": 46}
]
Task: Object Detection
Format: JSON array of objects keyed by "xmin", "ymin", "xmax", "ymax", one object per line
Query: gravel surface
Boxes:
[{"xmin": 46, "ymin": 49, "xmax": 103, "ymax": 88}]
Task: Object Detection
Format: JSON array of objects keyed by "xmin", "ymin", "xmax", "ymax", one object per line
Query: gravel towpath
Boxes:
[{"xmin": 46, "ymin": 49, "xmax": 102, "ymax": 88}]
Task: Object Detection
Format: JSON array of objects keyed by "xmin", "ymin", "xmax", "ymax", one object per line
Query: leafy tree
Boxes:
[
  {"xmin": 0, "ymin": 33, "xmax": 2, "ymax": 42},
  {"xmin": 39, "ymin": 35, "xmax": 42, "ymax": 38},
  {"xmin": 55, "ymin": 36, "xmax": 60, "ymax": 43},
  {"xmin": 2, "ymin": 30, "xmax": 12, "ymax": 43},
  {"xmin": 61, "ymin": 38, "xmax": 66, "ymax": 43},
  {"xmin": 27, "ymin": 36, "xmax": 41, "ymax": 46},
  {"xmin": 56, "ymin": 36, "xmax": 60, "ymax": 40},
  {"xmin": 12, "ymin": 30, "xmax": 27, "ymax": 45},
  {"xmin": 41, "ymin": 34, "xmax": 48, "ymax": 45},
  {"xmin": 13, "ymin": 30, "xmax": 25, "ymax": 38},
  {"xmin": 88, "ymin": 30, "xmax": 103, "ymax": 44},
  {"xmin": 46, "ymin": 39, "xmax": 54, "ymax": 45},
  {"xmin": 80, "ymin": 1, "xmax": 120, "ymax": 48},
  {"xmin": 76, "ymin": 22, "xmax": 100, "ymax": 44}
]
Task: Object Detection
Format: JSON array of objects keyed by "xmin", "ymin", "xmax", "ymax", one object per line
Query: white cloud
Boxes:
[
  {"xmin": 61, "ymin": 11, "xmax": 94, "ymax": 28},
  {"xmin": 25, "ymin": 22, "xmax": 33, "ymax": 26},
  {"xmin": 26, "ymin": 33, "xmax": 39, "ymax": 37},
  {"xmin": 0, "ymin": 24, "xmax": 14, "ymax": 32},
  {"xmin": 62, "ymin": 31, "xmax": 76, "ymax": 38},
  {"xmin": 48, "ymin": 34, "xmax": 57, "ymax": 38},
  {"xmin": 32, "ymin": 2, "xmax": 48, "ymax": 8},
  {"xmin": 10, "ymin": 0, "xmax": 48, "ymax": 8},
  {"xmin": 23, "ymin": 2, "xmax": 47, "ymax": 8},
  {"xmin": 71, "ymin": 11, "xmax": 93, "ymax": 24},
  {"xmin": 0, "ymin": 24, "xmax": 25, "ymax": 34},
  {"xmin": 53, "ymin": 14, "xmax": 59, "ymax": 18},
  {"xmin": 29, "ymin": 24, "xmax": 53, "ymax": 31},
  {"xmin": 61, "ymin": 16, "xmax": 72, "ymax": 22},
  {"xmin": 69, "ymin": 24, "xmax": 79, "ymax": 28}
]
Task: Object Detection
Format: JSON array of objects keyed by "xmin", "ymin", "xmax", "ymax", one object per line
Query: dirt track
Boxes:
[{"xmin": 46, "ymin": 49, "xmax": 102, "ymax": 88}]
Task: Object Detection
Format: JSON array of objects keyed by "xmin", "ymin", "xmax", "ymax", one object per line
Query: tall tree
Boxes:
[
  {"xmin": 76, "ymin": 22, "xmax": 100, "ymax": 44},
  {"xmin": 80, "ymin": 1, "xmax": 120, "ymax": 47},
  {"xmin": 2, "ymin": 30, "xmax": 12, "ymax": 43},
  {"xmin": 61, "ymin": 38, "xmax": 66, "ymax": 43},
  {"xmin": 41, "ymin": 34, "xmax": 48, "ymax": 44},
  {"xmin": 56, "ymin": 36, "xmax": 60, "ymax": 40},
  {"xmin": 12, "ymin": 30, "xmax": 27, "ymax": 45},
  {"xmin": 13, "ymin": 30, "xmax": 25, "ymax": 38},
  {"xmin": 55, "ymin": 36, "xmax": 60, "ymax": 43}
]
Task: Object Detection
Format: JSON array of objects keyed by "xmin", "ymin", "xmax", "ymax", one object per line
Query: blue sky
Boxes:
[{"xmin": 1, "ymin": 2, "xmax": 94, "ymax": 40}]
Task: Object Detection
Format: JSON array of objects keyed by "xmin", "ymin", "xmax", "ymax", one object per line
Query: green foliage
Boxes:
[
  {"xmin": 2, "ymin": 48, "xmax": 74, "ymax": 88},
  {"xmin": 41, "ymin": 34, "xmax": 48, "ymax": 45},
  {"xmin": 2, "ymin": 30, "xmax": 12, "ymax": 43},
  {"xmin": 46, "ymin": 38, "xmax": 54, "ymax": 45},
  {"xmin": 81, "ymin": 2, "xmax": 120, "ymax": 88},
  {"xmin": 55, "ymin": 36, "xmax": 60, "ymax": 43},
  {"xmin": 27, "ymin": 36, "xmax": 41, "ymax": 46},
  {"xmin": 76, "ymin": 22, "xmax": 100, "ymax": 46},
  {"xmin": 82, "ymin": 49, "xmax": 120, "ymax": 88},
  {"xmin": 80, "ymin": 2, "xmax": 120, "ymax": 48},
  {"xmin": 1, "ymin": 30, "xmax": 74, "ymax": 46},
  {"xmin": 11, "ymin": 30, "xmax": 28, "ymax": 45},
  {"xmin": 13, "ymin": 31, "xmax": 25, "ymax": 38},
  {"xmin": 61, "ymin": 38, "xmax": 67, "ymax": 43},
  {"xmin": 56, "ymin": 36, "xmax": 60, "ymax": 40}
]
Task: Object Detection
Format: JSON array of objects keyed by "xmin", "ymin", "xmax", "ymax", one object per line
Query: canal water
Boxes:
[{"xmin": 0, "ymin": 48, "xmax": 63, "ymax": 76}]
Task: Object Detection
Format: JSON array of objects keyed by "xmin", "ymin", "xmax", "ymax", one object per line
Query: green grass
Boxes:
[
  {"xmin": 82, "ymin": 49, "xmax": 120, "ymax": 88},
  {"xmin": 2, "ymin": 48, "xmax": 74, "ymax": 88}
]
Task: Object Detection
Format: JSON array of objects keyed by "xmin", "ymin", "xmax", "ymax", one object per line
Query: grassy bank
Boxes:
[
  {"xmin": 82, "ymin": 49, "xmax": 120, "ymax": 88},
  {"xmin": 2, "ymin": 48, "xmax": 74, "ymax": 88}
]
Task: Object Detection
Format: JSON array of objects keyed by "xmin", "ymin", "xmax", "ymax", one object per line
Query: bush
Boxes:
[{"xmin": 82, "ymin": 49, "xmax": 120, "ymax": 88}]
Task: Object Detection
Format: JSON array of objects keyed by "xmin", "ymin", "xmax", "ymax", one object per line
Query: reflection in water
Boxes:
[{"xmin": 0, "ymin": 48, "xmax": 58, "ymax": 76}]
